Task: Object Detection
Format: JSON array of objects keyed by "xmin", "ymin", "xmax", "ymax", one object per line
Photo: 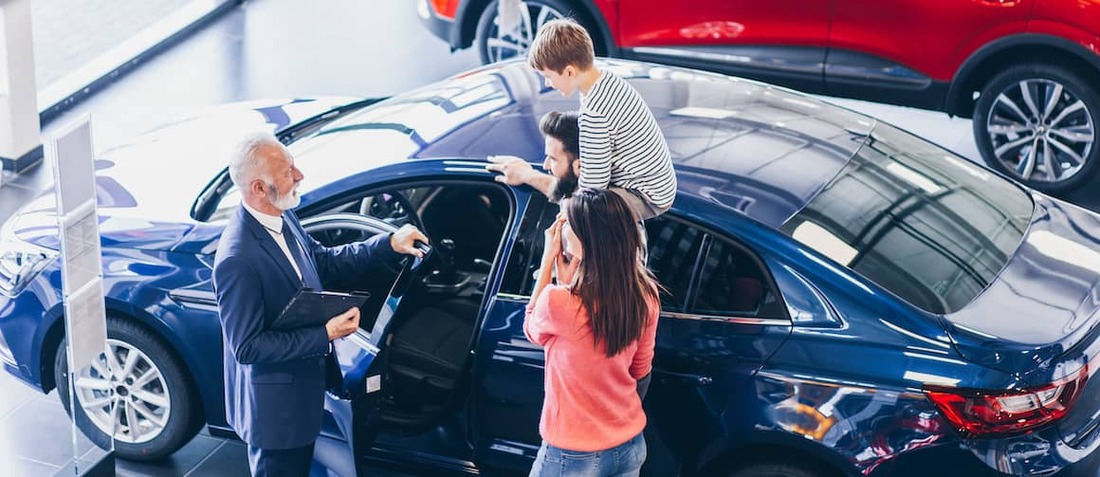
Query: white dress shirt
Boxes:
[{"xmin": 242, "ymin": 202, "xmax": 303, "ymax": 281}]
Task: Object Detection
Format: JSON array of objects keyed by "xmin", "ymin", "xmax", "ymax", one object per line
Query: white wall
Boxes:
[{"xmin": 0, "ymin": 0, "xmax": 41, "ymax": 172}]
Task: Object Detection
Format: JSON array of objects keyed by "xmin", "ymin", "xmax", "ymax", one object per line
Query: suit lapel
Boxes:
[{"xmin": 236, "ymin": 205, "xmax": 303, "ymax": 287}]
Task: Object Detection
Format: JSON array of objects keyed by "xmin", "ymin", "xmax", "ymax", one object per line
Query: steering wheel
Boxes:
[
  {"xmin": 309, "ymin": 225, "xmax": 371, "ymax": 248},
  {"xmin": 361, "ymin": 191, "xmax": 423, "ymax": 230}
]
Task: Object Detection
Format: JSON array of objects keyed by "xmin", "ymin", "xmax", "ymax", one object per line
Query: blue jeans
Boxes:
[{"xmin": 529, "ymin": 432, "xmax": 646, "ymax": 477}]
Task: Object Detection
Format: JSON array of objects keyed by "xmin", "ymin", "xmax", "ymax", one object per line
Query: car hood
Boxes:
[
  {"xmin": 7, "ymin": 97, "xmax": 357, "ymax": 251},
  {"xmin": 945, "ymin": 193, "xmax": 1100, "ymax": 382}
]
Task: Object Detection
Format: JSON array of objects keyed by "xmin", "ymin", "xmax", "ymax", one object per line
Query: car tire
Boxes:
[
  {"xmin": 728, "ymin": 461, "xmax": 826, "ymax": 477},
  {"xmin": 973, "ymin": 63, "xmax": 1100, "ymax": 194},
  {"xmin": 474, "ymin": 0, "xmax": 604, "ymax": 65},
  {"xmin": 55, "ymin": 316, "xmax": 202, "ymax": 461}
]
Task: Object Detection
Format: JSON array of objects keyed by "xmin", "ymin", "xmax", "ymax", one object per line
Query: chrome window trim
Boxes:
[
  {"xmin": 661, "ymin": 311, "xmax": 790, "ymax": 326},
  {"xmin": 492, "ymin": 293, "xmax": 791, "ymax": 326},
  {"xmin": 494, "ymin": 292, "xmax": 531, "ymax": 302}
]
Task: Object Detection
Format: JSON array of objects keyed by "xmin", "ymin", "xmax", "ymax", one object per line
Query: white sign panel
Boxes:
[
  {"xmin": 65, "ymin": 279, "xmax": 108, "ymax": 369},
  {"xmin": 53, "ymin": 120, "xmax": 96, "ymax": 215},
  {"xmin": 59, "ymin": 202, "xmax": 100, "ymax": 292},
  {"xmin": 50, "ymin": 116, "xmax": 108, "ymax": 371}
]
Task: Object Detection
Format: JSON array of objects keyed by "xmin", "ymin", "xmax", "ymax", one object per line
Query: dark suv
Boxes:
[{"xmin": 418, "ymin": 0, "xmax": 1100, "ymax": 196}]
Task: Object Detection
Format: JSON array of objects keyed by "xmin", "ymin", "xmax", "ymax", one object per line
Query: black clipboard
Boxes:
[{"xmin": 271, "ymin": 288, "xmax": 371, "ymax": 331}]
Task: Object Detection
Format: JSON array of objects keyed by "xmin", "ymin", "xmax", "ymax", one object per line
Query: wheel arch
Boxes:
[
  {"xmin": 947, "ymin": 34, "xmax": 1100, "ymax": 118},
  {"xmin": 695, "ymin": 433, "xmax": 858, "ymax": 477},
  {"xmin": 457, "ymin": 0, "xmax": 618, "ymax": 57},
  {"xmin": 39, "ymin": 298, "xmax": 210, "ymax": 424}
]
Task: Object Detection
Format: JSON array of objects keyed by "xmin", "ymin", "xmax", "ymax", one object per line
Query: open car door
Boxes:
[
  {"xmin": 322, "ymin": 243, "xmax": 431, "ymax": 476},
  {"xmin": 301, "ymin": 214, "xmax": 431, "ymax": 476}
]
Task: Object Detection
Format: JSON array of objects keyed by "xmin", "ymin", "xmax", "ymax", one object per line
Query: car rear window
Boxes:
[{"xmin": 780, "ymin": 123, "xmax": 1033, "ymax": 314}]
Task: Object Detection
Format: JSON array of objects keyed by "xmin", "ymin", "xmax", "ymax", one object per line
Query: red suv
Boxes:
[{"xmin": 418, "ymin": 0, "xmax": 1100, "ymax": 195}]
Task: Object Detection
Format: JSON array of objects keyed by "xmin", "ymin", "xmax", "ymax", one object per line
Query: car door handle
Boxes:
[{"xmin": 653, "ymin": 369, "xmax": 713, "ymax": 387}]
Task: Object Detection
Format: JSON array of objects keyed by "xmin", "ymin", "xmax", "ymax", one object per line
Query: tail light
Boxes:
[
  {"xmin": 925, "ymin": 364, "xmax": 1089, "ymax": 438},
  {"xmin": 429, "ymin": 0, "xmax": 460, "ymax": 20}
]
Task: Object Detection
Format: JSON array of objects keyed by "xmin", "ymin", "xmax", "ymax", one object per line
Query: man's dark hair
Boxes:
[{"xmin": 539, "ymin": 110, "xmax": 580, "ymax": 159}]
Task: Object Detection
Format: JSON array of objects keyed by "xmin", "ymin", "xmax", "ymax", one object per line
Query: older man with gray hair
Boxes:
[{"xmin": 213, "ymin": 132, "xmax": 428, "ymax": 476}]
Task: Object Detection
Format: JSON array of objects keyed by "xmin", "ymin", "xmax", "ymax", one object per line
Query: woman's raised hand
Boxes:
[{"xmin": 541, "ymin": 216, "xmax": 565, "ymax": 268}]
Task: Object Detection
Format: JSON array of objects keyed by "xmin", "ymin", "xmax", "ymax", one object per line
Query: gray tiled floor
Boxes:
[
  {"xmin": 2, "ymin": 0, "xmax": 1100, "ymax": 476},
  {"xmin": 0, "ymin": 377, "xmax": 250, "ymax": 476},
  {"xmin": 3, "ymin": 397, "xmax": 80, "ymax": 467}
]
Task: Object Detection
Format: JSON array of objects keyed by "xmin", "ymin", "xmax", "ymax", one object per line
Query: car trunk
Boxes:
[{"xmin": 944, "ymin": 194, "xmax": 1100, "ymax": 450}]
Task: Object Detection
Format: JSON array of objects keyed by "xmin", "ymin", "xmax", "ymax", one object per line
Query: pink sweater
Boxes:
[{"xmin": 524, "ymin": 285, "xmax": 659, "ymax": 451}]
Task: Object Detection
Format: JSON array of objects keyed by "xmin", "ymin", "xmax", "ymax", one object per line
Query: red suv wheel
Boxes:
[
  {"xmin": 474, "ymin": 0, "xmax": 604, "ymax": 65},
  {"xmin": 973, "ymin": 64, "xmax": 1100, "ymax": 194}
]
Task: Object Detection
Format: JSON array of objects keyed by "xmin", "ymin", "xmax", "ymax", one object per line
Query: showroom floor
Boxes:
[{"xmin": 1, "ymin": 0, "xmax": 1098, "ymax": 476}]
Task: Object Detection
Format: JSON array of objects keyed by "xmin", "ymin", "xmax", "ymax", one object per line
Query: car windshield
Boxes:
[
  {"xmin": 781, "ymin": 123, "xmax": 1034, "ymax": 314},
  {"xmin": 194, "ymin": 73, "xmax": 512, "ymax": 222}
]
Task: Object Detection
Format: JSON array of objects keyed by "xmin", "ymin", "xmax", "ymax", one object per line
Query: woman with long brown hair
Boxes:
[{"xmin": 524, "ymin": 188, "xmax": 661, "ymax": 476}]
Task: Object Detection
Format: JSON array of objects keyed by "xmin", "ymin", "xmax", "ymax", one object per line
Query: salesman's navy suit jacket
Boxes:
[{"xmin": 213, "ymin": 205, "xmax": 396, "ymax": 449}]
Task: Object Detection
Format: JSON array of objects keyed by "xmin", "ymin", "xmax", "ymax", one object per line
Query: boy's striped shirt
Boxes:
[{"xmin": 579, "ymin": 71, "xmax": 677, "ymax": 208}]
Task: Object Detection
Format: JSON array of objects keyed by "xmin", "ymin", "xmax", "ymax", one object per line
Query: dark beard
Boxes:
[{"xmin": 550, "ymin": 168, "xmax": 579, "ymax": 202}]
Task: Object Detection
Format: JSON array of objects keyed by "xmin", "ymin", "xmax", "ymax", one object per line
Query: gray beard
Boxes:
[{"xmin": 267, "ymin": 182, "xmax": 301, "ymax": 211}]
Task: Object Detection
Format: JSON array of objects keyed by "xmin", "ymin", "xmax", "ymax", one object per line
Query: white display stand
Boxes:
[
  {"xmin": 52, "ymin": 117, "xmax": 107, "ymax": 371},
  {"xmin": 49, "ymin": 115, "xmax": 115, "ymax": 477}
]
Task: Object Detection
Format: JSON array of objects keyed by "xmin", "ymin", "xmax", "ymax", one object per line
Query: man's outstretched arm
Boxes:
[{"xmin": 487, "ymin": 155, "xmax": 555, "ymax": 198}]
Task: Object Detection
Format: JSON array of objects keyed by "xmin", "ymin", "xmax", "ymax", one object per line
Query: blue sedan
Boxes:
[{"xmin": 1, "ymin": 60, "xmax": 1098, "ymax": 476}]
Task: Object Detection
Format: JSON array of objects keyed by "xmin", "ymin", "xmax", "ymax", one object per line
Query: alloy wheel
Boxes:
[
  {"xmin": 73, "ymin": 338, "xmax": 171, "ymax": 444},
  {"xmin": 484, "ymin": 1, "xmax": 566, "ymax": 63},
  {"xmin": 985, "ymin": 79, "xmax": 1095, "ymax": 185}
]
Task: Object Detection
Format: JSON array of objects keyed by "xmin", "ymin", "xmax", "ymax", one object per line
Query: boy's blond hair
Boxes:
[{"xmin": 528, "ymin": 19, "xmax": 595, "ymax": 73}]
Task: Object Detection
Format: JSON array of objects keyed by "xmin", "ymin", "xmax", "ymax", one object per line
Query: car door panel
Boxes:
[
  {"xmin": 643, "ymin": 316, "xmax": 790, "ymax": 469},
  {"xmin": 298, "ymin": 213, "xmax": 427, "ymax": 474},
  {"xmin": 468, "ymin": 191, "xmax": 549, "ymax": 471},
  {"xmin": 472, "ymin": 296, "xmax": 548, "ymax": 469},
  {"xmin": 828, "ymin": 0, "xmax": 1034, "ymax": 84},
  {"xmin": 642, "ymin": 227, "xmax": 796, "ymax": 472},
  {"xmin": 332, "ymin": 247, "xmax": 429, "ymax": 474},
  {"xmin": 618, "ymin": 1, "xmax": 830, "ymax": 92},
  {"xmin": 618, "ymin": 1, "xmax": 830, "ymax": 48}
]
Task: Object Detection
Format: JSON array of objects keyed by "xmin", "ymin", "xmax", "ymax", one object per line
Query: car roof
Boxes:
[{"xmin": 287, "ymin": 60, "xmax": 876, "ymax": 227}]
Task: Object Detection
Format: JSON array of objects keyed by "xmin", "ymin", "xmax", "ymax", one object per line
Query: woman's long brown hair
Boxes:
[{"xmin": 564, "ymin": 189, "xmax": 660, "ymax": 357}]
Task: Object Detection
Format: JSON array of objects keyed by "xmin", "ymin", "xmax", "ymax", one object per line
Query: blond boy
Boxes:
[{"xmin": 488, "ymin": 19, "xmax": 676, "ymax": 220}]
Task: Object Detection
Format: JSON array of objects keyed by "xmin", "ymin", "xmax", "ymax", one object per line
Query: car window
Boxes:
[
  {"xmin": 301, "ymin": 181, "xmax": 511, "ymax": 329},
  {"xmin": 192, "ymin": 75, "xmax": 513, "ymax": 223},
  {"xmin": 690, "ymin": 238, "xmax": 786, "ymax": 319},
  {"xmin": 209, "ymin": 185, "xmax": 241, "ymax": 223},
  {"xmin": 781, "ymin": 123, "xmax": 1033, "ymax": 314},
  {"xmin": 645, "ymin": 216, "xmax": 705, "ymax": 313},
  {"xmin": 498, "ymin": 196, "xmax": 554, "ymax": 296},
  {"xmin": 500, "ymin": 203, "xmax": 705, "ymax": 314}
]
